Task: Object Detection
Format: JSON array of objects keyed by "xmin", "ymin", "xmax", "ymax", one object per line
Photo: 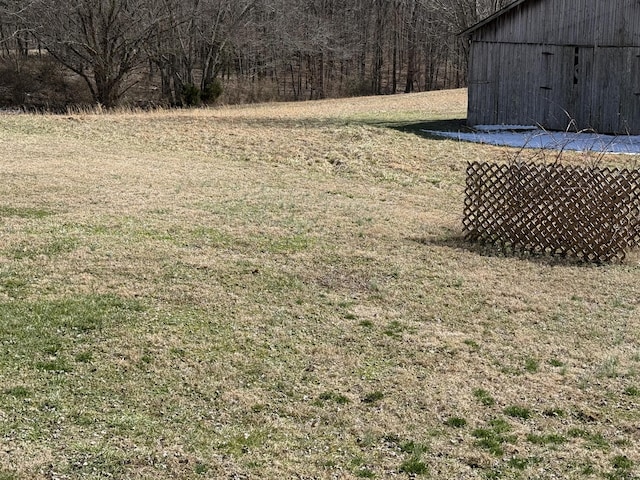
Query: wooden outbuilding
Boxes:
[{"xmin": 462, "ymin": 0, "xmax": 640, "ymax": 134}]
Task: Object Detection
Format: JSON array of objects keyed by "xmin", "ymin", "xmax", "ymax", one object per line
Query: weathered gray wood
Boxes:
[{"xmin": 465, "ymin": 0, "xmax": 640, "ymax": 134}]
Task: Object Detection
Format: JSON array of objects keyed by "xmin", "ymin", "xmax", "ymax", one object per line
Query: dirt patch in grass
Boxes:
[{"xmin": 0, "ymin": 89, "xmax": 639, "ymax": 479}]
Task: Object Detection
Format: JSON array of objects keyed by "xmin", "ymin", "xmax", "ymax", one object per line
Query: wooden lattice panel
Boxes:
[{"xmin": 463, "ymin": 161, "xmax": 640, "ymax": 262}]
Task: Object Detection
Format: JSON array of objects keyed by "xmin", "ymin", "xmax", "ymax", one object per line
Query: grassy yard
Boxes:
[{"xmin": 0, "ymin": 89, "xmax": 639, "ymax": 479}]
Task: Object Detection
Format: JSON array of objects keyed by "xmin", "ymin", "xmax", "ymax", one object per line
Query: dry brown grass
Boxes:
[{"xmin": 0, "ymin": 89, "xmax": 639, "ymax": 479}]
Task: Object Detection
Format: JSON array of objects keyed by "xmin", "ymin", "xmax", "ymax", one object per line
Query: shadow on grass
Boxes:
[
  {"xmin": 215, "ymin": 115, "xmax": 472, "ymax": 139},
  {"xmin": 407, "ymin": 232, "xmax": 601, "ymax": 267},
  {"xmin": 373, "ymin": 118, "xmax": 472, "ymax": 139}
]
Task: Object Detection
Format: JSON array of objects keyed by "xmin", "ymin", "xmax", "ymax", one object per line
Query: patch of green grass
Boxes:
[
  {"xmin": 526, "ymin": 433, "xmax": 567, "ymax": 445},
  {"xmin": 542, "ymin": 407, "xmax": 565, "ymax": 418},
  {"xmin": 362, "ymin": 391, "xmax": 384, "ymax": 404},
  {"xmin": 75, "ymin": 351, "xmax": 93, "ymax": 363},
  {"xmin": 316, "ymin": 391, "xmax": 350, "ymax": 405},
  {"xmin": 34, "ymin": 357, "xmax": 72, "ymax": 372},
  {"xmin": 3, "ymin": 386, "xmax": 31, "ymax": 398},
  {"xmin": 7, "ymin": 236, "xmax": 78, "ymax": 259},
  {"xmin": 597, "ymin": 357, "xmax": 620, "ymax": 378},
  {"xmin": 189, "ymin": 226, "xmax": 235, "ymax": 248},
  {"xmin": 503, "ymin": 405, "xmax": 532, "ymax": 420},
  {"xmin": 567, "ymin": 428, "xmax": 610, "ymax": 450},
  {"xmin": 472, "ymin": 429, "xmax": 506, "ymax": 456},
  {"xmin": 489, "ymin": 418, "xmax": 512, "ymax": 434},
  {"xmin": 194, "ymin": 462, "xmax": 209, "ymax": 475},
  {"xmin": 581, "ymin": 463, "xmax": 596, "ymax": 475},
  {"xmin": 524, "ymin": 357, "xmax": 539, "ymax": 373},
  {"xmin": 169, "ymin": 347, "xmax": 186, "ymax": 358},
  {"xmin": 609, "ymin": 297, "xmax": 636, "ymax": 311},
  {"xmin": 611, "ymin": 455, "xmax": 633, "ymax": 470},
  {"xmin": 399, "ymin": 440, "xmax": 427, "ymax": 456},
  {"xmin": 397, "ymin": 440, "xmax": 429, "ymax": 475},
  {"xmin": 0, "ymin": 274, "xmax": 29, "ymax": 298},
  {"xmin": 0, "ymin": 295, "xmax": 145, "ymax": 374},
  {"xmin": 63, "ymin": 445, "xmax": 130, "ymax": 478},
  {"xmin": 606, "ymin": 455, "xmax": 635, "ymax": 480},
  {"xmin": 444, "ymin": 417, "xmax": 467, "ymax": 428},
  {"xmin": 473, "ymin": 388, "xmax": 496, "ymax": 407},
  {"xmin": 220, "ymin": 429, "xmax": 268, "ymax": 456},
  {"xmin": 0, "ymin": 205, "xmax": 52, "ymax": 219},
  {"xmin": 623, "ymin": 386, "xmax": 640, "ymax": 396},
  {"xmin": 139, "ymin": 352, "xmax": 154, "ymax": 365},
  {"xmin": 472, "ymin": 419, "xmax": 516, "ymax": 456},
  {"xmin": 382, "ymin": 320, "xmax": 405, "ymax": 339},
  {"xmin": 498, "ymin": 364, "xmax": 524, "ymax": 376},
  {"xmin": 43, "ymin": 342, "xmax": 62, "ymax": 355},
  {"xmin": 507, "ymin": 457, "xmax": 530, "ymax": 470},
  {"xmin": 349, "ymin": 456, "xmax": 376, "ymax": 478},
  {"xmin": 399, "ymin": 456, "xmax": 428, "ymax": 475},
  {"xmin": 482, "ymin": 467, "xmax": 504, "ymax": 479},
  {"xmin": 355, "ymin": 468, "xmax": 376, "ymax": 478},
  {"xmin": 0, "ymin": 469, "xmax": 19, "ymax": 480},
  {"xmin": 463, "ymin": 339, "xmax": 480, "ymax": 350},
  {"xmin": 567, "ymin": 428, "xmax": 589, "ymax": 439},
  {"xmin": 265, "ymin": 234, "xmax": 313, "ymax": 254},
  {"xmin": 548, "ymin": 358, "xmax": 564, "ymax": 367}
]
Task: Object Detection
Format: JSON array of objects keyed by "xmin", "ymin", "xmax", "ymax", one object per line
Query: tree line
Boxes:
[{"xmin": 0, "ymin": 0, "xmax": 509, "ymax": 109}]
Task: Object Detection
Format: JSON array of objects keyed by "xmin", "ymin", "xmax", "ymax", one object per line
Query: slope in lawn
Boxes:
[{"xmin": 0, "ymin": 89, "xmax": 639, "ymax": 479}]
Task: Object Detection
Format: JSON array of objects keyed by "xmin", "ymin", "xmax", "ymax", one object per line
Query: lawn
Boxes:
[{"xmin": 0, "ymin": 89, "xmax": 639, "ymax": 479}]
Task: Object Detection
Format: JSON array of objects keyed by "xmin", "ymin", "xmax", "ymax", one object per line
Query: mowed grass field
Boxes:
[{"xmin": 0, "ymin": 89, "xmax": 639, "ymax": 479}]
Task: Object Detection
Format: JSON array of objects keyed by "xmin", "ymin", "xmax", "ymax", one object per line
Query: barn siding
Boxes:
[
  {"xmin": 474, "ymin": 0, "xmax": 640, "ymax": 46},
  {"xmin": 467, "ymin": 0, "xmax": 640, "ymax": 133}
]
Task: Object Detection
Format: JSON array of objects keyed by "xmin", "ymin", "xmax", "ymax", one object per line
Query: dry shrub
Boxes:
[{"xmin": 0, "ymin": 55, "xmax": 91, "ymax": 111}]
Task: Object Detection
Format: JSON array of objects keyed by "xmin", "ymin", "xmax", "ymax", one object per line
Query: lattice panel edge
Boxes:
[{"xmin": 463, "ymin": 161, "xmax": 640, "ymax": 262}]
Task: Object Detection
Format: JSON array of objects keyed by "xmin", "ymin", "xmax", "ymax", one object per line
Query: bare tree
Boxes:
[
  {"xmin": 1, "ymin": 0, "xmax": 510, "ymax": 108},
  {"xmin": 0, "ymin": 1, "xmax": 35, "ymax": 47},
  {"xmin": 146, "ymin": 0, "xmax": 257, "ymax": 105},
  {"xmin": 31, "ymin": 0, "xmax": 166, "ymax": 107}
]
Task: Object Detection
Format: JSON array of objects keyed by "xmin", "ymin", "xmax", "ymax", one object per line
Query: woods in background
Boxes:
[{"xmin": 0, "ymin": 0, "xmax": 509, "ymax": 109}]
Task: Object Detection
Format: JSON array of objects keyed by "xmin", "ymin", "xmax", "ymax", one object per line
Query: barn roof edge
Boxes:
[{"xmin": 459, "ymin": 0, "xmax": 539, "ymax": 37}]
